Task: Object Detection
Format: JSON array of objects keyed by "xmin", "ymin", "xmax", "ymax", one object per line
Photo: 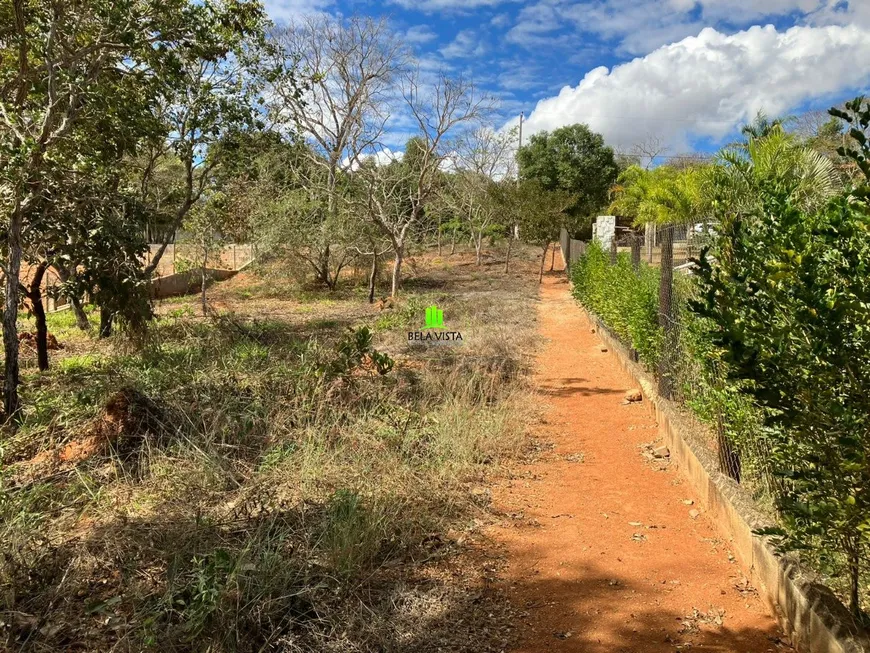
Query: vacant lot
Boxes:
[{"xmin": 1, "ymin": 246, "xmax": 541, "ymax": 652}]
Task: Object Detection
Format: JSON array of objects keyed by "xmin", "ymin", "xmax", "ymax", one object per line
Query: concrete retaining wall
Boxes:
[
  {"xmin": 583, "ymin": 309, "xmax": 870, "ymax": 653},
  {"xmin": 149, "ymin": 267, "xmax": 238, "ymax": 299}
]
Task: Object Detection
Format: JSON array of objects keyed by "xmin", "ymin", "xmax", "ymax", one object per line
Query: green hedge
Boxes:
[{"xmin": 570, "ymin": 242, "xmax": 661, "ymax": 366}]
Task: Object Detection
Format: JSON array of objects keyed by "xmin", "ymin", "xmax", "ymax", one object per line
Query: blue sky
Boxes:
[{"xmin": 265, "ymin": 0, "xmax": 870, "ymax": 155}]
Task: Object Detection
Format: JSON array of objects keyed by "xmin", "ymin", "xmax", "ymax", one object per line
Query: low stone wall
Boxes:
[
  {"xmin": 584, "ymin": 309, "xmax": 870, "ymax": 653},
  {"xmin": 149, "ymin": 267, "xmax": 238, "ymax": 299}
]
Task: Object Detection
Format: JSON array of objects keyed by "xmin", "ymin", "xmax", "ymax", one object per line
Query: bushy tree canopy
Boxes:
[{"xmin": 517, "ymin": 123, "xmax": 618, "ymax": 232}]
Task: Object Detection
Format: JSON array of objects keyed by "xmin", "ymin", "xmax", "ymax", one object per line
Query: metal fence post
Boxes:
[
  {"xmin": 646, "ymin": 223, "xmax": 653, "ymax": 264},
  {"xmin": 657, "ymin": 223, "xmax": 676, "ymax": 400},
  {"xmin": 630, "ymin": 230, "xmax": 641, "ymax": 273}
]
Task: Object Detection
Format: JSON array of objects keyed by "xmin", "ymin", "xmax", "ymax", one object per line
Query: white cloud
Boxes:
[
  {"xmin": 809, "ymin": 0, "xmax": 870, "ymax": 27},
  {"xmin": 439, "ymin": 29, "xmax": 487, "ymax": 58},
  {"xmin": 507, "ymin": 2, "xmax": 562, "ymax": 40},
  {"xmin": 512, "ymin": 24, "xmax": 870, "ymax": 152},
  {"xmin": 404, "ymin": 25, "xmax": 439, "ymax": 44},
  {"xmin": 343, "ymin": 148, "xmax": 404, "ymax": 171},
  {"xmin": 389, "ymin": 0, "xmax": 518, "ymax": 12},
  {"xmin": 264, "ymin": 0, "xmax": 332, "ymax": 23},
  {"xmin": 693, "ymin": 0, "xmax": 824, "ymax": 21},
  {"xmin": 507, "ymin": 0, "xmax": 831, "ymax": 55},
  {"xmin": 616, "ymin": 21, "xmax": 707, "ymax": 55},
  {"xmin": 490, "ymin": 13, "xmax": 512, "ymax": 28}
]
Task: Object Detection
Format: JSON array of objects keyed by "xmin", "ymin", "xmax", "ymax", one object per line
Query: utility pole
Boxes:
[
  {"xmin": 518, "ymin": 111, "xmax": 523, "ymax": 163},
  {"xmin": 515, "ymin": 111, "xmax": 524, "ymax": 189},
  {"xmin": 514, "ymin": 111, "xmax": 523, "ymax": 239}
]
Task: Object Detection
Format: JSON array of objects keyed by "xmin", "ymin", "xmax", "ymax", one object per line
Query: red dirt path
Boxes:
[{"xmin": 488, "ymin": 267, "xmax": 792, "ymax": 652}]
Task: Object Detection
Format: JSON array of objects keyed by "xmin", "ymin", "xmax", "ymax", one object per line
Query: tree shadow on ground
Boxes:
[
  {"xmin": 396, "ymin": 542, "xmax": 791, "ymax": 653},
  {"xmin": 537, "ymin": 377, "xmax": 625, "ymax": 399}
]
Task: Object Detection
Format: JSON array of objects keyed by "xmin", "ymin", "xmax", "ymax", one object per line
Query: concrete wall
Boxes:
[
  {"xmin": 583, "ymin": 308, "xmax": 870, "ymax": 653},
  {"xmin": 149, "ymin": 267, "xmax": 238, "ymax": 300},
  {"xmin": 593, "ymin": 215, "xmax": 616, "ymax": 249},
  {"xmin": 145, "ymin": 243, "xmax": 255, "ymax": 277}
]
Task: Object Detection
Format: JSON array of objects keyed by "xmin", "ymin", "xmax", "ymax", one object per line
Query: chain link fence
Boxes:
[
  {"xmin": 657, "ymin": 237, "xmax": 779, "ymax": 501},
  {"xmin": 572, "ymin": 224, "xmax": 779, "ymax": 511}
]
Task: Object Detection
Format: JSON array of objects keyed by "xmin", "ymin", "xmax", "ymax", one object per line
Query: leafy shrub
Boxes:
[
  {"xmin": 693, "ymin": 187, "xmax": 870, "ymax": 617},
  {"xmin": 570, "ymin": 242, "xmax": 661, "ymax": 366},
  {"xmin": 572, "ymin": 228, "xmax": 870, "ymax": 617}
]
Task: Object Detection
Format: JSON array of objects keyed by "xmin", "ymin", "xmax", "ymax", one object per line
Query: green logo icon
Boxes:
[{"xmin": 423, "ymin": 305, "xmax": 444, "ymax": 329}]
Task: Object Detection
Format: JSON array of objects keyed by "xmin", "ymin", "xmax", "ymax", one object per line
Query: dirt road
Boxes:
[{"xmin": 488, "ymin": 269, "xmax": 790, "ymax": 652}]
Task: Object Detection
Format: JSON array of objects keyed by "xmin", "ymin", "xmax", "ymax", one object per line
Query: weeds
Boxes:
[{"xmin": 0, "ymin": 247, "xmax": 538, "ymax": 652}]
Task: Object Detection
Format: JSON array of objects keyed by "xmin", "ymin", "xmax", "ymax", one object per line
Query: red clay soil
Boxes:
[{"xmin": 488, "ymin": 266, "xmax": 792, "ymax": 652}]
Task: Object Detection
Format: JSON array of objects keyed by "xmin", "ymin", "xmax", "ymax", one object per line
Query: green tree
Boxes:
[
  {"xmin": 692, "ymin": 186, "xmax": 870, "ymax": 618},
  {"xmin": 506, "ymin": 180, "xmax": 574, "ymax": 282},
  {"xmin": 690, "ymin": 103, "xmax": 870, "ymax": 616},
  {"xmin": 516, "ymin": 123, "xmax": 618, "ymax": 235},
  {"xmin": 830, "ymin": 95, "xmax": 870, "ymax": 202},
  {"xmin": 0, "ymin": 0, "xmax": 274, "ymax": 416},
  {"xmin": 738, "ymin": 110, "xmax": 791, "ymax": 142},
  {"xmin": 0, "ymin": 2, "xmax": 210, "ymax": 413},
  {"xmin": 184, "ymin": 191, "xmax": 231, "ymax": 315},
  {"xmin": 711, "ymin": 129, "xmax": 841, "ymax": 217},
  {"xmin": 139, "ymin": 5, "xmax": 273, "ymax": 278}
]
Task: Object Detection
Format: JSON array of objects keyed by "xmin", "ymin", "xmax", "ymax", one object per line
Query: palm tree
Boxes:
[
  {"xmin": 712, "ymin": 129, "xmax": 841, "ymax": 215},
  {"xmin": 740, "ymin": 110, "xmax": 790, "ymax": 141},
  {"xmin": 610, "ymin": 164, "xmax": 708, "ymax": 227},
  {"xmin": 608, "ymin": 165, "xmax": 653, "ymax": 222}
]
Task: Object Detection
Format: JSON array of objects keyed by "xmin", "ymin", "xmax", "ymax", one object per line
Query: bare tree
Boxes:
[
  {"xmin": 440, "ymin": 171, "xmax": 496, "ymax": 265},
  {"xmin": 451, "ymin": 124, "xmax": 517, "ymax": 179},
  {"xmin": 631, "ymin": 134, "xmax": 669, "ymax": 170},
  {"xmin": 443, "ymin": 126, "xmax": 516, "ymax": 266},
  {"xmin": 359, "ymin": 72, "xmax": 492, "ymax": 296},
  {"xmin": 268, "ymin": 15, "xmax": 406, "ymax": 288}
]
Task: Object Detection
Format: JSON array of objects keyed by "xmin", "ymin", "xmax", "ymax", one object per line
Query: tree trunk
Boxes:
[
  {"xmin": 391, "ymin": 243, "xmax": 404, "ymax": 298},
  {"xmin": 144, "ymin": 216, "xmax": 186, "ymax": 277},
  {"xmin": 539, "ymin": 243, "xmax": 548, "ymax": 284},
  {"xmin": 200, "ymin": 247, "xmax": 208, "ymax": 316},
  {"xmin": 55, "ymin": 266, "xmax": 91, "ymax": 331},
  {"xmin": 3, "ymin": 209, "xmax": 23, "ymax": 418},
  {"xmin": 70, "ymin": 296, "xmax": 90, "ymax": 331},
  {"xmin": 847, "ymin": 539, "xmax": 861, "ymax": 618},
  {"xmin": 317, "ymin": 244, "xmax": 331, "ymax": 287},
  {"xmin": 475, "ymin": 233, "xmax": 483, "ymax": 266},
  {"xmin": 368, "ymin": 251, "xmax": 378, "ymax": 304},
  {"xmin": 26, "ymin": 263, "xmax": 49, "ymax": 372},
  {"xmin": 504, "ymin": 235, "xmax": 513, "ymax": 273},
  {"xmin": 437, "ymin": 219, "xmax": 442, "ymax": 256},
  {"xmin": 99, "ymin": 307, "xmax": 114, "ymax": 339},
  {"xmin": 550, "ymin": 242, "xmax": 556, "ymax": 271},
  {"xmin": 450, "ymin": 228, "xmax": 457, "ymax": 255}
]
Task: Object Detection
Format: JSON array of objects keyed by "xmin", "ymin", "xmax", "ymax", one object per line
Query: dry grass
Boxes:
[{"xmin": 0, "ymin": 245, "xmax": 541, "ymax": 652}]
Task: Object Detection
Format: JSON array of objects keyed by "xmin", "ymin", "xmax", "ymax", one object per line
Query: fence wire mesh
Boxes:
[
  {"xmin": 587, "ymin": 224, "xmax": 780, "ymax": 512},
  {"xmin": 571, "ymin": 220, "xmax": 870, "ymax": 613}
]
